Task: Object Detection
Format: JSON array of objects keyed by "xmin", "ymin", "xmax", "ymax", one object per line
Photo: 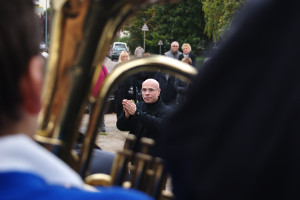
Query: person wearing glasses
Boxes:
[
  {"xmin": 116, "ymin": 79, "xmax": 169, "ymax": 154},
  {"xmin": 164, "ymin": 41, "xmax": 182, "ymax": 59},
  {"xmin": 158, "ymin": 41, "xmax": 182, "ymax": 106}
]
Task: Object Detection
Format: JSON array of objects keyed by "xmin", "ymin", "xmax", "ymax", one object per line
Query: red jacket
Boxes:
[{"xmin": 92, "ymin": 65, "xmax": 108, "ymax": 98}]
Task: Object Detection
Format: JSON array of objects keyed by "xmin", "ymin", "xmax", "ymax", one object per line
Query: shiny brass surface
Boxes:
[
  {"xmin": 35, "ymin": 0, "xmax": 197, "ymax": 199},
  {"xmin": 85, "ymin": 174, "xmax": 112, "ymax": 186},
  {"xmin": 36, "ymin": 0, "xmax": 184, "ymax": 173}
]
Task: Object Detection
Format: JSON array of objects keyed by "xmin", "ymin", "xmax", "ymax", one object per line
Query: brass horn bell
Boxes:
[{"xmin": 35, "ymin": 0, "xmax": 197, "ymax": 199}]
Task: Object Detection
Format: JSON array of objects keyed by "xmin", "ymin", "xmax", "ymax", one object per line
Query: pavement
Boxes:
[
  {"xmin": 95, "ymin": 113, "xmax": 128, "ymax": 153},
  {"xmin": 80, "ymin": 113, "xmax": 128, "ymax": 153},
  {"xmin": 103, "ymin": 56, "xmax": 118, "ymax": 73},
  {"xmin": 90, "ymin": 57, "xmax": 128, "ymax": 153}
]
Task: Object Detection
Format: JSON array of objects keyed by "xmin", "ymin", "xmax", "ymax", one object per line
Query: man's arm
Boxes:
[
  {"xmin": 119, "ymin": 99, "xmax": 168, "ymax": 131},
  {"xmin": 133, "ymin": 109, "xmax": 167, "ymax": 131},
  {"xmin": 116, "ymin": 112, "xmax": 131, "ymax": 131},
  {"xmin": 116, "ymin": 99, "xmax": 133, "ymax": 131}
]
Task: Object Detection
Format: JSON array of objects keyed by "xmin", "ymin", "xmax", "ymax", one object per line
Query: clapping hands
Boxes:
[{"xmin": 122, "ymin": 99, "xmax": 136, "ymax": 118}]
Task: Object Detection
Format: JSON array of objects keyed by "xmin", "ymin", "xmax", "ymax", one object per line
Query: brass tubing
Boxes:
[{"xmin": 81, "ymin": 56, "xmax": 197, "ymax": 177}]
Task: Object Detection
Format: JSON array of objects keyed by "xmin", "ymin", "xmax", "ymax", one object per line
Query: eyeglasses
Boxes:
[
  {"xmin": 172, "ymin": 45, "xmax": 179, "ymax": 47},
  {"xmin": 141, "ymin": 88, "xmax": 159, "ymax": 93}
]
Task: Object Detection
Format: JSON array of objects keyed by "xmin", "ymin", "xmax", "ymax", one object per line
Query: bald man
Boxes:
[{"xmin": 117, "ymin": 79, "xmax": 169, "ymax": 153}]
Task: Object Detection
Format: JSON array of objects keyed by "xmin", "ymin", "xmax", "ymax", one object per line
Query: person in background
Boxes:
[
  {"xmin": 134, "ymin": 45, "xmax": 144, "ymax": 58},
  {"xmin": 159, "ymin": 0, "xmax": 300, "ymax": 199},
  {"xmin": 154, "ymin": 72, "xmax": 177, "ymax": 106},
  {"xmin": 178, "ymin": 43, "xmax": 196, "ymax": 67},
  {"xmin": 114, "ymin": 50, "xmax": 137, "ymax": 117},
  {"xmin": 159, "ymin": 41, "xmax": 182, "ymax": 106},
  {"xmin": 0, "ymin": 1, "xmax": 152, "ymax": 200},
  {"xmin": 174, "ymin": 57, "xmax": 192, "ymax": 105},
  {"xmin": 117, "ymin": 79, "xmax": 169, "ymax": 155},
  {"xmin": 181, "ymin": 57, "xmax": 193, "ymax": 65},
  {"xmin": 164, "ymin": 41, "xmax": 182, "ymax": 59},
  {"xmin": 90, "ymin": 65, "xmax": 108, "ymax": 132},
  {"xmin": 119, "ymin": 50, "xmax": 130, "ymax": 62},
  {"xmin": 115, "ymin": 50, "xmax": 130, "ymax": 67}
]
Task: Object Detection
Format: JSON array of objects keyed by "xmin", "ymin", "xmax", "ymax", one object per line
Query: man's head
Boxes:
[
  {"xmin": 141, "ymin": 79, "xmax": 161, "ymax": 104},
  {"xmin": 170, "ymin": 41, "xmax": 180, "ymax": 54},
  {"xmin": 0, "ymin": 0, "xmax": 42, "ymax": 134}
]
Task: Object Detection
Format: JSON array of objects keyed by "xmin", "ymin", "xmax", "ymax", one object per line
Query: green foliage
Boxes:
[
  {"xmin": 153, "ymin": 0, "xmax": 208, "ymax": 55},
  {"xmin": 120, "ymin": 0, "xmax": 246, "ymax": 55},
  {"xmin": 123, "ymin": 6, "xmax": 157, "ymax": 54},
  {"xmin": 202, "ymin": 0, "xmax": 246, "ymax": 42},
  {"xmin": 123, "ymin": 0, "xmax": 208, "ymax": 55}
]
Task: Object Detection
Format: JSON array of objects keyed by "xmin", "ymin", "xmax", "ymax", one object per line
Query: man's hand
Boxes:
[{"xmin": 122, "ymin": 99, "xmax": 136, "ymax": 117}]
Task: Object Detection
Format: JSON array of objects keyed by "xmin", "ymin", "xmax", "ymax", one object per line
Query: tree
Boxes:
[
  {"xmin": 153, "ymin": 0, "xmax": 208, "ymax": 55},
  {"xmin": 122, "ymin": 6, "xmax": 157, "ymax": 54},
  {"xmin": 202, "ymin": 0, "xmax": 246, "ymax": 42},
  {"xmin": 123, "ymin": 0, "xmax": 208, "ymax": 55}
]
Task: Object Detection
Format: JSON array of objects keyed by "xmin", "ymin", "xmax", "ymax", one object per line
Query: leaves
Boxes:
[
  {"xmin": 121, "ymin": 0, "xmax": 246, "ymax": 54},
  {"xmin": 202, "ymin": 0, "xmax": 246, "ymax": 42}
]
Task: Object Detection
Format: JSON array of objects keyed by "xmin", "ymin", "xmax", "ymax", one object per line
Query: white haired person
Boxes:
[
  {"xmin": 178, "ymin": 43, "xmax": 196, "ymax": 67},
  {"xmin": 164, "ymin": 41, "xmax": 182, "ymax": 59}
]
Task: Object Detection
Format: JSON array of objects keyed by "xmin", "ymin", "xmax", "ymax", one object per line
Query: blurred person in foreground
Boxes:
[
  {"xmin": 159, "ymin": 0, "xmax": 300, "ymax": 199},
  {"xmin": 0, "ymin": 1, "xmax": 152, "ymax": 200}
]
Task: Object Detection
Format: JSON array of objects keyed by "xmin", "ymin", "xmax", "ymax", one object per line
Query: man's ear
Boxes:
[{"xmin": 20, "ymin": 56, "xmax": 44, "ymax": 114}]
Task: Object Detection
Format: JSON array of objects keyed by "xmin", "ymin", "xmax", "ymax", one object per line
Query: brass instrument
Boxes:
[{"xmin": 35, "ymin": 0, "xmax": 197, "ymax": 199}]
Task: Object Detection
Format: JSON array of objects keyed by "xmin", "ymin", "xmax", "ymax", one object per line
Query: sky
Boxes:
[{"xmin": 38, "ymin": 0, "xmax": 50, "ymax": 11}]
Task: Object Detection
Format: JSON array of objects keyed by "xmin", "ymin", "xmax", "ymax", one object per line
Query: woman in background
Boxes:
[{"xmin": 178, "ymin": 43, "xmax": 196, "ymax": 67}]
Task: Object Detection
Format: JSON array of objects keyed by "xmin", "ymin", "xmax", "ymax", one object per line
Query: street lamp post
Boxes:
[
  {"xmin": 158, "ymin": 40, "xmax": 163, "ymax": 55},
  {"xmin": 142, "ymin": 23, "xmax": 148, "ymax": 51}
]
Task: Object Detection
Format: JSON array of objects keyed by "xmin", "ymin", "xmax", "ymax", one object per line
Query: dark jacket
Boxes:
[
  {"xmin": 154, "ymin": 72, "xmax": 177, "ymax": 106},
  {"xmin": 114, "ymin": 75, "xmax": 137, "ymax": 117},
  {"xmin": 159, "ymin": 1, "xmax": 300, "ymax": 200},
  {"xmin": 117, "ymin": 97, "xmax": 169, "ymax": 153},
  {"xmin": 178, "ymin": 52, "xmax": 197, "ymax": 67},
  {"xmin": 164, "ymin": 50, "xmax": 182, "ymax": 59},
  {"xmin": 174, "ymin": 78, "xmax": 188, "ymax": 104}
]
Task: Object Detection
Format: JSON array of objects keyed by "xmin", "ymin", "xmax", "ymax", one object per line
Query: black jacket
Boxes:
[
  {"xmin": 117, "ymin": 97, "xmax": 169, "ymax": 153},
  {"xmin": 159, "ymin": 1, "xmax": 300, "ymax": 200},
  {"xmin": 178, "ymin": 51, "xmax": 196, "ymax": 67},
  {"xmin": 154, "ymin": 72, "xmax": 177, "ymax": 106}
]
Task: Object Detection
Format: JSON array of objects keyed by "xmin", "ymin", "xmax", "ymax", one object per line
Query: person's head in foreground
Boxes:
[{"xmin": 0, "ymin": 1, "xmax": 152, "ymax": 200}]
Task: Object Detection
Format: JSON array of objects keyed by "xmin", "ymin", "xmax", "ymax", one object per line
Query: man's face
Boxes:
[
  {"xmin": 141, "ymin": 80, "xmax": 160, "ymax": 104},
  {"xmin": 171, "ymin": 42, "xmax": 179, "ymax": 54}
]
